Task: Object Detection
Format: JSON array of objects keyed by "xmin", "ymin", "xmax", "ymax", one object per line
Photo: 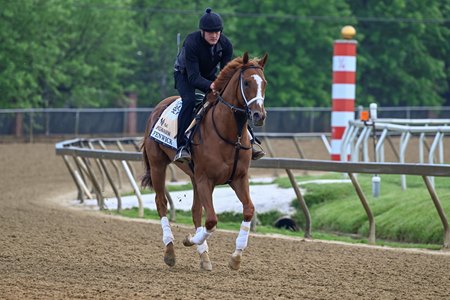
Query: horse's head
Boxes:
[{"xmin": 240, "ymin": 52, "xmax": 268, "ymax": 127}]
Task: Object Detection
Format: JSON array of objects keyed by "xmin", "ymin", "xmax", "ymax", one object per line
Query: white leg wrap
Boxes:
[
  {"xmin": 196, "ymin": 240, "xmax": 209, "ymax": 255},
  {"xmin": 235, "ymin": 221, "xmax": 251, "ymax": 250},
  {"xmin": 160, "ymin": 217, "xmax": 174, "ymax": 246},
  {"xmin": 191, "ymin": 227, "xmax": 213, "ymax": 245}
]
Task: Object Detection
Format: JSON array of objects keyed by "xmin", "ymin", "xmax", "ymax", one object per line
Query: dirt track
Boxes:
[{"xmin": 1, "ymin": 142, "xmax": 450, "ymax": 299}]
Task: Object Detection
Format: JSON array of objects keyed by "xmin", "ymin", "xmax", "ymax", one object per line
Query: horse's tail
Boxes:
[
  {"xmin": 141, "ymin": 146, "xmax": 153, "ymax": 189},
  {"xmin": 140, "ymin": 120, "xmax": 153, "ymax": 189}
]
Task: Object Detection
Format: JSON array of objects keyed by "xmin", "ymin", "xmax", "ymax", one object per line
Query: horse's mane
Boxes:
[{"xmin": 214, "ymin": 56, "xmax": 261, "ymax": 92}]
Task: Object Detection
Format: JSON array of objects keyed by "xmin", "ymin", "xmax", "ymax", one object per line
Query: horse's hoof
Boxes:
[
  {"xmin": 228, "ymin": 250, "xmax": 242, "ymax": 270},
  {"xmin": 183, "ymin": 234, "xmax": 195, "ymax": 247},
  {"xmin": 199, "ymin": 252, "xmax": 212, "ymax": 271},
  {"xmin": 164, "ymin": 242, "xmax": 176, "ymax": 267}
]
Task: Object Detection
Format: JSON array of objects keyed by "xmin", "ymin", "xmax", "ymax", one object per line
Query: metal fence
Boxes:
[
  {"xmin": 55, "ymin": 137, "xmax": 450, "ymax": 248},
  {"xmin": 2, "ymin": 106, "xmax": 450, "ymax": 140}
]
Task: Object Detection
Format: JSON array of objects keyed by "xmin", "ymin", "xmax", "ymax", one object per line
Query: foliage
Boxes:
[
  {"xmin": 294, "ymin": 174, "xmax": 450, "ymax": 244},
  {"xmin": 227, "ymin": 0, "xmax": 354, "ymax": 107},
  {"xmin": 0, "ymin": 0, "xmax": 135, "ymax": 108},
  {"xmin": 126, "ymin": 0, "xmax": 201, "ymax": 106},
  {"xmin": 0, "ymin": 0, "xmax": 448, "ymax": 108},
  {"xmin": 347, "ymin": 0, "xmax": 450, "ymax": 107}
]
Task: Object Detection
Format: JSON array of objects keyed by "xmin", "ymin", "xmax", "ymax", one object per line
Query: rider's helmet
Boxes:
[{"xmin": 199, "ymin": 8, "xmax": 223, "ymax": 32}]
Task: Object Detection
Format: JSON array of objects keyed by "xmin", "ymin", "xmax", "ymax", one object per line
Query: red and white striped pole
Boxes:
[{"xmin": 330, "ymin": 25, "xmax": 357, "ymax": 161}]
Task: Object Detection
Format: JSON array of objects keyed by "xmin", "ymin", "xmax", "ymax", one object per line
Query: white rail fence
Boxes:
[
  {"xmin": 55, "ymin": 137, "xmax": 450, "ymax": 249},
  {"xmin": 340, "ymin": 118, "xmax": 450, "ymax": 190}
]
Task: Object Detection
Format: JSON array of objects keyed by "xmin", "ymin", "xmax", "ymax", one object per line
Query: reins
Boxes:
[{"xmin": 211, "ymin": 65, "xmax": 263, "ymax": 184}]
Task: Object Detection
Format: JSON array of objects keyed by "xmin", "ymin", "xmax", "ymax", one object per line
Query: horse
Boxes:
[{"xmin": 141, "ymin": 52, "xmax": 268, "ymax": 271}]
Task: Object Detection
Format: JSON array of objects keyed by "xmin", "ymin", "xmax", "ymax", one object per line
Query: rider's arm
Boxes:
[
  {"xmin": 184, "ymin": 43, "xmax": 212, "ymax": 93},
  {"xmin": 219, "ymin": 36, "xmax": 233, "ymax": 70}
]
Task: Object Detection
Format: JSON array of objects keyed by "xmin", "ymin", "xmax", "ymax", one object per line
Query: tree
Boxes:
[
  {"xmin": 1, "ymin": 0, "xmax": 448, "ymax": 109},
  {"xmin": 0, "ymin": 0, "xmax": 134, "ymax": 109},
  {"xmin": 347, "ymin": 0, "xmax": 449, "ymax": 107},
  {"xmin": 0, "ymin": 0, "xmax": 43, "ymax": 108},
  {"xmin": 127, "ymin": 0, "xmax": 203, "ymax": 106},
  {"xmin": 220, "ymin": 0, "xmax": 353, "ymax": 107}
]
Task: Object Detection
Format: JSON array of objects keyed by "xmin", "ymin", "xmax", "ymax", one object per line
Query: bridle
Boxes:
[
  {"xmin": 239, "ymin": 66, "xmax": 265, "ymax": 108},
  {"xmin": 211, "ymin": 65, "xmax": 265, "ymax": 184},
  {"xmin": 216, "ymin": 65, "xmax": 265, "ymax": 119},
  {"xmin": 213, "ymin": 65, "xmax": 265, "ymax": 145}
]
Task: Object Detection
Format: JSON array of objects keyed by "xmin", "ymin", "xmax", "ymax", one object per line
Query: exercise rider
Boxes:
[{"xmin": 173, "ymin": 8, "xmax": 265, "ymax": 163}]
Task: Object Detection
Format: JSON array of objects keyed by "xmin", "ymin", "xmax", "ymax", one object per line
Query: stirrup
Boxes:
[
  {"xmin": 251, "ymin": 145, "xmax": 265, "ymax": 160},
  {"xmin": 174, "ymin": 146, "xmax": 191, "ymax": 163}
]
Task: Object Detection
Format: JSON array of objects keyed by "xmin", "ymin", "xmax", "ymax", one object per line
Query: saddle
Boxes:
[{"xmin": 150, "ymin": 93, "xmax": 208, "ymax": 149}]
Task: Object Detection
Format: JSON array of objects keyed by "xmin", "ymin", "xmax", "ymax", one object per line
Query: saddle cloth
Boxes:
[
  {"xmin": 150, "ymin": 97, "xmax": 182, "ymax": 150},
  {"xmin": 150, "ymin": 94, "xmax": 208, "ymax": 150}
]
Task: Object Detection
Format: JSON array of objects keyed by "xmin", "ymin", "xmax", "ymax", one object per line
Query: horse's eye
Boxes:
[{"xmin": 244, "ymin": 80, "xmax": 249, "ymax": 87}]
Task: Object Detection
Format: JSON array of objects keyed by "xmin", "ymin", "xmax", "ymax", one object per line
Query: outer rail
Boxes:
[{"xmin": 55, "ymin": 138, "xmax": 450, "ymax": 248}]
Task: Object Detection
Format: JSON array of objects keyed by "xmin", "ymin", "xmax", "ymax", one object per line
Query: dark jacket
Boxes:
[{"xmin": 174, "ymin": 31, "xmax": 233, "ymax": 93}]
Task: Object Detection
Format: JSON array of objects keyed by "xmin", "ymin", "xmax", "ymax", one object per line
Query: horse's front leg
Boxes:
[
  {"xmin": 229, "ymin": 177, "xmax": 255, "ymax": 270},
  {"xmin": 182, "ymin": 180, "xmax": 212, "ymax": 271}
]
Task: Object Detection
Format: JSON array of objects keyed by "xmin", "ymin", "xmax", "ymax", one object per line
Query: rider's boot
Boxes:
[
  {"xmin": 247, "ymin": 125, "xmax": 265, "ymax": 160},
  {"xmin": 174, "ymin": 145, "xmax": 191, "ymax": 163},
  {"xmin": 251, "ymin": 144, "xmax": 265, "ymax": 160}
]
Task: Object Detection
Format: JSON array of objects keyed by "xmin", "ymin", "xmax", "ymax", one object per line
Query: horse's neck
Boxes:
[{"xmin": 212, "ymin": 91, "xmax": 249, "ymax": 141}]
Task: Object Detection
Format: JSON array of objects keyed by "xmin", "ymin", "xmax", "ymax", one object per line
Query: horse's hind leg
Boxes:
[
  {"xmin": 183, "ymin": 179, "xmax": 217, "ymax": 244},
  {"xmin": 150, "ymin": 156, "xmax": 176, "ymax": 267},
  {"xmin": 182, "ymin": 181, "xmax": 213, "ymax": 271},
  {"xmin": 228, "ymin": 177, "xmax": 255, "ymax": 270}
]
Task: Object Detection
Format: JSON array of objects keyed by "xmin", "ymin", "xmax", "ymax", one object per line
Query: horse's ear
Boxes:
[
  {"xmin": 243, "ymin": 52, "xmax": 249, "ymax": 64},
  {"xmin": 259, "ymin": 53, "xmax": 269, "ymax": 68}
]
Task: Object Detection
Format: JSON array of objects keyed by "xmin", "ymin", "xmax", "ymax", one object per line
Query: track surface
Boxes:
[{"xmin": 1, "ymin": 143, "xmax": 449, "ymax": 299}]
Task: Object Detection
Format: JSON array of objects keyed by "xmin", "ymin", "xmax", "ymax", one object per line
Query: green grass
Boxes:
[
  {"xmin": 292, "ymin": 173, "xmax": 449, "ymax": 246},
  {"xmin": 305, "ymin": 175, "xmax": 450, "ymax": 244},
  {"xmin": 110, "ymin": 173, "xmax": 449, "ymax": 250}
]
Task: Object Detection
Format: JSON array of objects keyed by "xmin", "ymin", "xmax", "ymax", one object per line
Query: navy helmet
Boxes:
[{"xmin": 199, "ymin": 8, "xmax": 223, "ymax": 32}]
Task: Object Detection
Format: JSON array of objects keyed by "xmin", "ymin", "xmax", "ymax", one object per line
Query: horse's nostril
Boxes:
[{"xmin": 253, "ymin": 112, "xmax": 266, "ymax": 121}]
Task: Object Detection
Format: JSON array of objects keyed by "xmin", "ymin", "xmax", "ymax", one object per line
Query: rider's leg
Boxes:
[
  {"xmin": 247, "ymin": 125, "xmax": 265, "ymax": 160},
  {"xmin": 174, "ymin": 71, "xmax": 196, "ymax": 162}
]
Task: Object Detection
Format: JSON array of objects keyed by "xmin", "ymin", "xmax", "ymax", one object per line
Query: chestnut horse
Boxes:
[{"xmin": 141, "ymin": 52, "xmax": 268, "ymax": 271}]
